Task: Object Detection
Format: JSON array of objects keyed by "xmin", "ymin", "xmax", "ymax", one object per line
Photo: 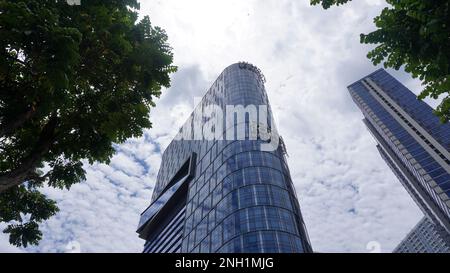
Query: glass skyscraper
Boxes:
[
  {"xmin": 394, "ymin": 217, "xmax": 450, "ymax": 253},
  {"xmin": 348, "ymin": 69, "xmax": 450, "ymax": 252},
  {"xmin": 137, "ymin": 63, "xmax": 313, "ymax": 253}
]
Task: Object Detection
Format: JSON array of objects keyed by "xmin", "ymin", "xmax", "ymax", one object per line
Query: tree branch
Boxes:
[
  {"xmin": 0, "ymin": 115, "xmax": 58, "ymax": 193},
  {"xmin": 0, "ymin": 104, "xmax": 38, "ymax": 137}
]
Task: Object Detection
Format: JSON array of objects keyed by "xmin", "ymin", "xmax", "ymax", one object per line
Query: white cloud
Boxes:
[
  {"xmin": 109, "ymin": 153, "xmax": 145, "ymax": 177},
  {"xmin": 0, "ymin": 0, "xmax": 426, "ymax": 252}
]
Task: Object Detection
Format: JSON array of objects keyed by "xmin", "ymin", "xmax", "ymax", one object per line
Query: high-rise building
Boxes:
[
  {"xmin": 137, "ymin": 63, "xmax": 313, "ymax": 253},
  {"xmin": 394, "ymin": 217, "xmax": 450, "ymax": 253},
  {"xmin": 348, "ymin": 68, "xmax": 450, "ymax": 251}
]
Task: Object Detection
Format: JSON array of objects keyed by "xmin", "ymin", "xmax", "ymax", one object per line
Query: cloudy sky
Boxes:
[{"xmin": 2, "ymin": 0, "xmax": 443, "ymax": 253}]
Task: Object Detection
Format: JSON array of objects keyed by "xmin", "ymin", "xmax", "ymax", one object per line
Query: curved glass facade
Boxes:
[{"xmin": 137, "ymin": 63, "xmax": 312, "ymax": 253}]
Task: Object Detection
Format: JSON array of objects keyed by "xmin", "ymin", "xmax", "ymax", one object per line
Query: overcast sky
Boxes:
[{"xmin": 3, "ymin": 0, "xmax": 443, "ymax": 253}]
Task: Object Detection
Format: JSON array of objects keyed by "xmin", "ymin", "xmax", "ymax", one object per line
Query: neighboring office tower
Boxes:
[
  {"xmin": 394, "ymin": 217, "xmax": 450, "ymax": 253},
  {"xmin": 377, "ymin": 142, "xmax": 450, "ymax": 253},
  {"xmin": 348, "ymin": 68, "xmax": 450, "ymax": 251},
  {"xmin": 137, "ymin": 63, "xmax": 313, "ymax": 253}
]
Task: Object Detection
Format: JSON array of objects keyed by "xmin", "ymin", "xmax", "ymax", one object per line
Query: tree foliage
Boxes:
[
  {"xmin": 311, "ymin": 0, "xmax": 351, "ymax": 9},
  {"xmin": 0, "ymin": 0, "xmax": 176, "ymax": 247},
  {"xmin": 311, "ymin": 0, "xmax": 450, "ymax": 123}
]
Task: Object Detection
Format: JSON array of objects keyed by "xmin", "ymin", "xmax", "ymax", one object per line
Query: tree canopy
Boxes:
[
  {"xmin": 311, "ymin": 0, "xmax": 350, "ymax": 9},
  {"xmin": 0, "ymin": 0, "xmax": 176, "ymax": 247},
  {"xmin": 311, "ymin": 0, "xmax": 450, "ymax": 123}
]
